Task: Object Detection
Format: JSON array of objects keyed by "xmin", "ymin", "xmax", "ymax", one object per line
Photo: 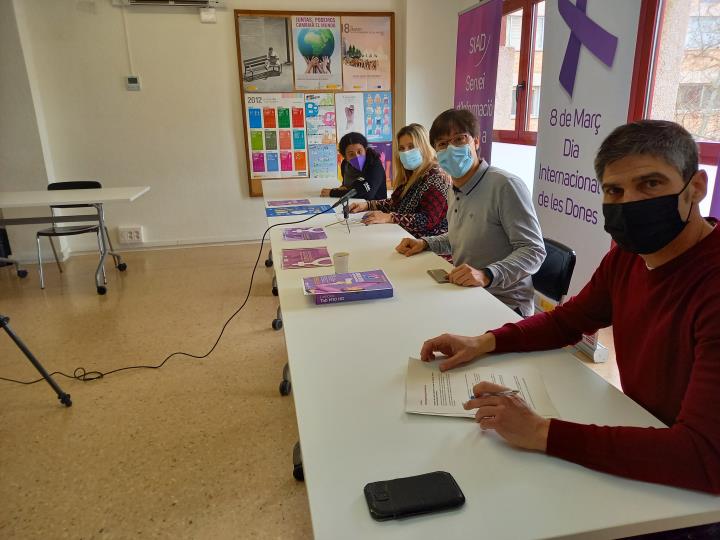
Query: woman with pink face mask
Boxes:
[{"xmin": 320, "ymin": 132, "xmax": 387, "ymax": 200}]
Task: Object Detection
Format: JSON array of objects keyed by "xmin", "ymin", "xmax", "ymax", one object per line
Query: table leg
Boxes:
[
  {"xmin": 279, "ymin": 361, "xmax": 291, "ymax": 395},
  {"xmin": 292, "ymin": 441, "xmax": 304, "ymax": 481},
  {"xmin": 93, "ymin": 203, "xmax": 109, "ymax": 295}
]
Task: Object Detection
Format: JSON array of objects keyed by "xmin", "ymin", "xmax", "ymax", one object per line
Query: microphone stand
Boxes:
[
  {"xmin": 341, "ymin": 199, "xmax": 351, "ymax": 234},
  {"xmin": 0, "ymin": 315, "xmax": 72, "ymax": 407}
]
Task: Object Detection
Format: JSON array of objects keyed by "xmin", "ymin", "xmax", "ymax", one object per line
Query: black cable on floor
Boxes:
[{"xmin": 0, "ymin": 207, "xmax": 336, "ymax": 385}]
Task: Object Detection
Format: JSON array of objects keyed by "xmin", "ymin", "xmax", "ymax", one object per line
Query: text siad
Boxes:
[{"xmin": 468, "ymin": 34, "xmax": 489, "ymax": 55}]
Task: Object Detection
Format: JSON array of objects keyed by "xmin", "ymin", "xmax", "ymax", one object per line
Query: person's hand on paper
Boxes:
[
  {"xmin": 362, "ymin": 211, "xmax": 393, "ymax": 225},
  {"xmin": 395, "ymin": 238, "xmax": 427, "ymax": 257},
  {"xmin": 420, "ymin": 332, "xmax": 496, "ymax": 371},
  {"xmin": 463, "ymin": 381, "xmax": 550, "ymax": 452},
  {"xmin": 349, "ymin": 201, "xmax": 369, "ymax": 213},
  {"xmin": 320, "ymin": 188, "xmax": 333, "ymax": 197},
  {"xmin": 448, "ymin": 264, "xmax": 490, "ymax": 287}
]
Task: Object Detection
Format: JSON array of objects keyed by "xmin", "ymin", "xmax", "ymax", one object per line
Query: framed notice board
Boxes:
[{"xmin": 235, "ymin": 10, "xmax": 395, "ymax": 196}]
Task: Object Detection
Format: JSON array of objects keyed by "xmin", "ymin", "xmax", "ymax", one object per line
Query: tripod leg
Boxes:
[{"xmin": 0, "ymin": 316, "xmax": 72, "ymax": 407}]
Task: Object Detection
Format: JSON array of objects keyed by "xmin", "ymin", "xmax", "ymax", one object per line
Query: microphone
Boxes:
[
  {"xmin": 330, "ymin": 177, "xmax": 371, "ymax": 209},
  {"xmin": 331, "ymin": 187, "xmax": 358, "ymax": 209}
]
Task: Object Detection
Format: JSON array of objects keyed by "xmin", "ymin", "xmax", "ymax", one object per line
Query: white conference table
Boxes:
[
  {"xmin": 0, "ymin": 186, "xmax": 150, "ymax": 293},
  {"xmin": 262, "ymin": 179, "xmax": 720, "ymax": 539}
]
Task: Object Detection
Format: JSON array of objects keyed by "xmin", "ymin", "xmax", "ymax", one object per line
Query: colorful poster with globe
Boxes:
[
  {"xmin": 341, "ymin": 17, "xmax": 392, "ymax": 91},
  {"xmin": 292, "ymin": 16, "xmax": 343, "ymax": 90}
]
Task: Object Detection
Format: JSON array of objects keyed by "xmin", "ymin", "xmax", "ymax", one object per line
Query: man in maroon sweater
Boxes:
[{"xmin": 421, "ymin": 121, "xmax": 720, "ymax": 510}]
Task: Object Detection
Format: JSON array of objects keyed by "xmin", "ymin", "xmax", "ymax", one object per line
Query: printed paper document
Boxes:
[{"xmin": 405, "ymin": 357, "xmax": 559, "ymax": 418}]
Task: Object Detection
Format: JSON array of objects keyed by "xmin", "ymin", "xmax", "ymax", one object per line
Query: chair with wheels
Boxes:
[
  {"xmin": 0, "ymin": 256, "xmax": 28, "ymax": 279},
  {"xmin": 532, "ymin": 238, "xmax": 576, "ymax": 311},
  {"xmin": 36, "ymin": 181, "xmax": 127, "ymax": 294},
  {"xmin": 0, "ymin": 228, "xmax": 28, "ymax": 279}
]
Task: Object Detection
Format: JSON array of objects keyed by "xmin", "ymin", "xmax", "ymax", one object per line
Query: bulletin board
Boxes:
[{"xmin": 234, "ymin": 10, "xmax": 396, "ymax": 196}]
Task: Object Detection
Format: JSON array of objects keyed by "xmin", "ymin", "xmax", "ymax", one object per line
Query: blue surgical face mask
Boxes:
[
  {"xmin": 437, "ymin": 144, "xmax": 474, "ymax": 178},
  {"xmin": 399, "ymin": 148, "xmax": 423, "ymax": 171}
]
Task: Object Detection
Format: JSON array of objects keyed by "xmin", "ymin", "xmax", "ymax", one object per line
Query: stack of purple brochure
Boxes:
[
  {"xmin": 267, "ymin": 199, "xmax": 311, "ymax": 207},
  {"xmin": 302, "ymin": 270, "xmax": 393, "ymax": 305},
  {"xmin": 282, "ymin": 247, "xmax": 333, "ymax": 270},
  {"xmin": 282, "ymin": 227, "xmax": 327, "ymax": 241},
  {"xmin": 265, "ymin": 205, "xmax": 331, "ymax": 217}
]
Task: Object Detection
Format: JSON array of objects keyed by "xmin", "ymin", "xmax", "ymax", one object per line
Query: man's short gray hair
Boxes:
[{"xmin": 594, "ymin": 120, "xmax": 699, "ymax": 182}]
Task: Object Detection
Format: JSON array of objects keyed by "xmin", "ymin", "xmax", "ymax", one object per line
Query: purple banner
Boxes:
[
  {"xmin": 454, "ymin": 0, "xmax": 503, "ymax": 163},
  {"xmin": 711, "ymin": 159, "xmax": 720, "ymax": 219}
]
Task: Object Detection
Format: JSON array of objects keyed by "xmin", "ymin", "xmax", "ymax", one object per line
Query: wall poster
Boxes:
[
  {"xmin": 292, "ymin": 16, "xmax": 343, "ymax": 90},
  {"xmin": 245, "ymin": 92, "xmax": 308, "ymax": 179},
  {"xmin": 341, "ymin": 16, "xmax": 392, "ymax": 91},
  {"xmin": 238, "ymin": 16, "xmax": 295, "ymax": 92},
  {"xmin": 334, "ymin": 92, "xmax": 366, "ymax": 140},
  {"xmin": 235, "ymin": 10, "xmax": 394, "ymax": 196}
]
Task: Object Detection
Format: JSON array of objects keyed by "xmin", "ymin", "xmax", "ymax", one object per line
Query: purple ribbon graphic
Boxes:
[{"xmin": 558, "ymin": 0, "xmax": 618, "ymax": 96}]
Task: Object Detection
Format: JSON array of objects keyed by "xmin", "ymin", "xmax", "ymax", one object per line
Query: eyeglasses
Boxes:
[{"xmin": 434, "ymin": 133, "xmax": 472, "ymax": 151}]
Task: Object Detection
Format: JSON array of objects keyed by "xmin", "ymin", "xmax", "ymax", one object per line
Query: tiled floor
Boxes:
[
  {"xmin": 0, "ymin": 245, "xmax": 312, "ymax": 540},
  {"xmin": 0, "ymin": 244, "xmax": 619, "ymax": 539}
]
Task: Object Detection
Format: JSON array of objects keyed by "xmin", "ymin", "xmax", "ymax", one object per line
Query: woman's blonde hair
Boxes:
[{"xmin": 393, "ymin": 123, "xmax": 436, "ymax": 196}]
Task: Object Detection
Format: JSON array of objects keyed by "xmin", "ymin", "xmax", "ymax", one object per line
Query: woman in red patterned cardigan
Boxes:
[{"xmin": 348, "ymin": 123, "xmax": 451, "ymax": 238}]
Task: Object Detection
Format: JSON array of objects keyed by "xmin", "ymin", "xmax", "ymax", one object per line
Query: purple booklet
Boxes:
[
  {"xmin": 302, "ymin": 270, "xmax": 393, "ymax": 305},
  {"xmin": 282, "ymin": 227, "xmax": 328, "ymax": 241},
  {"xmin": 265, "ymin": 205, "xmax": 331, "ymax": 217},
  {"xmin": 282, "ymin": 247, "xmax": 332, "ymax": 270},
  {"xmin": 267, "ymin": 199, "xmax": 311, "ymax": 207}
]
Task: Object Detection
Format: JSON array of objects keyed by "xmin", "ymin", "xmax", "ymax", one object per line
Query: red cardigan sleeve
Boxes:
[
  {"xmin": 546, "ymin": 289, "xmax": 720, "ymax": 494},
  {"xmin": 488, "ymin": 248, "xmax": 720, "ymax": 493},
  {"xmin": 490, "ymin": 250, "xmax": 614, "ymax": 353}
]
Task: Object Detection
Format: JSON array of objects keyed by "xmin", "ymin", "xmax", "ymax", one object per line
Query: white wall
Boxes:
[
  {"xmin": 9, "ymin": 0, "xmax": 405, "ymax": 256},
  {"xmin": 0, "ymin": 0, "xmax": 58, "ymax": 261},
  {"xmin": 404, "ymin": 1, "xmax": 538, "ymax": 194},
  {"xmin": 8, "ymin": 0, "xmax": 548, "ymax": 261},
  {"xmin": 404, "ymin": 0, "xmax": 476, "ymax": 129}
]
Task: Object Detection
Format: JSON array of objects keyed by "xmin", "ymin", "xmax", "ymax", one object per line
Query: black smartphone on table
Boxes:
[{"xmin": 363, "ymin": 471, "xmax": 465, "ymax": 521}]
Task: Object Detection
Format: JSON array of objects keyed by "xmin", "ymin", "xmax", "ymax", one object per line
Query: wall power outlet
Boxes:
[{"xmin": 118, "ymin": 226, "xmax": 144, "ymax": 244}]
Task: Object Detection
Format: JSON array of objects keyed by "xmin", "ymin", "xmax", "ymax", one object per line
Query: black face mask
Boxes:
[{"xmin": 602, "ymin": 180, "xmax": 693, "ymax": 255}]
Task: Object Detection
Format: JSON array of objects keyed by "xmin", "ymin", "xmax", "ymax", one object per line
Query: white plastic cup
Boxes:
[{"xmin": 333, "ymin": 252, "xmax": 350, "ymax": 274}]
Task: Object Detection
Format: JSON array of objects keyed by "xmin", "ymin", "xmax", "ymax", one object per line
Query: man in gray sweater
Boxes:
[{"xmin": 396, "ymin": 109, "xmax": 546, "ymax": 316}]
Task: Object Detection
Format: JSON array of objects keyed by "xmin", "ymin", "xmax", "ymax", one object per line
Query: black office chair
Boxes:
[
  {"xmin": 36, "ymin": 181, "xmax": 125, "ymax": 291},
  {"xmin": 532, "ymin": 238, "xmax": 576, "ymax": 305}
]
